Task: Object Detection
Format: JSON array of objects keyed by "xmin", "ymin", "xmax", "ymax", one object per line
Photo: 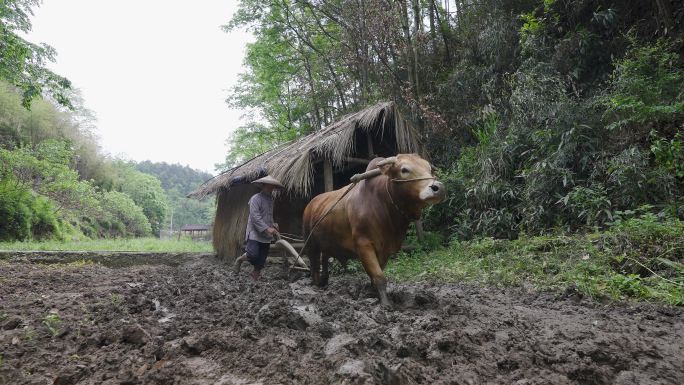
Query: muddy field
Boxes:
[{"xmin": 1, "ymin": 253, "xmax": 682, "ymax": 385}]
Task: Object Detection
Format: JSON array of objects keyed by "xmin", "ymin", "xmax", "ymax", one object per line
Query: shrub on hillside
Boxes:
[
  {"xmin": 100, "ymin": 191, "xmax": 152, "ymax": 237},
  {"xmin": 426, "ymin": 38, "xmax": 684, "ymax": 240},
  {"xmin": 0, "ymin": 179, "xmax": 62, "ymax": 241}
]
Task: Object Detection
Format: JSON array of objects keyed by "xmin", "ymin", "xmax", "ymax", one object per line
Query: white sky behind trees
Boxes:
[{"xmin": 26, "ymin": 0, "xmax": 251, "ymax": 174}]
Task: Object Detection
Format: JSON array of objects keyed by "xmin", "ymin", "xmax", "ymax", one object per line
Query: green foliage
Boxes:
[
  {"xmin": 135, "ymin": 160, "xmax": 212, "ymax": 194},
  {"xmin": 519, "ymin": 12, "xmax": 541, "ymax": 41},
  {"xmin": 42, "ymin": 312, "xmax": 62, "ymax": 337},
  {"xmin": 426, "ymin": 35, "xmax": 684, "ymax": 239},
  {"xmin": 100, "ymin": 191, "xmax": 152, "ymax": 237},
  {"xmin": 135, "ymin": 161, "xmax": 214, "ymax": 231},
  {"xmin": 0, "ymin": 179, "xmax": 33, "ymax": 241},
  {"xmin": 558, "ymin": 185, "xmax": 612, "ymax": 227},
  {"xmin": 0, "ymin": 140, "xmax": 109, "ymax": 238},
  {"xmin": 221, "ymin": 0, "xmax": 355, "ymax": 169},
  {"xmin": 23, "ymin": 328, "xmax": 36, "ymax": 341},
  {"xmin": 601, "ymin": 38, "xmax": 684, "ymax": 130},
  {"xmin": 0, "ymin": 237, "xmax": 213, "ymax": 252},
  {"xmin": 0, "ymin": 82, "xmax": 187, "ymax": 241},
  {"xmin": 216, "ymin": 123, "xmax": 285, "ymax": 170},
  {"xmin": 108, "ymin": 161, "xmax": 168, "ymax": 235},
  {"xmin": 0, "ymin": 0, "xmax": 72, "ymax": 108},
  {"xmin": 651, "ymin": 131, "xmax": 684, "ymax": 178},
  {"xmin": 223, "ymin": 0, "xmax": 684, "ymax": 245},
  {"xmin": 387, "ymin": 216, "xmax": 684, "ymax": 305},
  {"xmin": 0, "ymin": 178, "xmax": 62, "ymax": 241}
]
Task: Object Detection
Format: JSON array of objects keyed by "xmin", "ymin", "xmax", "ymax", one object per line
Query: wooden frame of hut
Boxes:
[{"xmin": 189, "ymin": 101, "xmax": 422, "ymax": 262}]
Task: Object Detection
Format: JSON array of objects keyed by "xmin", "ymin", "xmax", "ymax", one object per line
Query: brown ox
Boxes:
[{"xmin": 302, "ymin": 153, "xmax": 446, "ymax": 306}]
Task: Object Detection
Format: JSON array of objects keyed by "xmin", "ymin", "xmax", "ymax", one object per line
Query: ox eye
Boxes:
[{"xmin": 401, "ymin": 167, "xmax": 410, "ymax": 174}]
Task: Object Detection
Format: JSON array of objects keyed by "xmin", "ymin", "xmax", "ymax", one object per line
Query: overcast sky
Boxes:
[{"xmin": 27, "ymin": 0, "xmax": 252, "ymax": 174}]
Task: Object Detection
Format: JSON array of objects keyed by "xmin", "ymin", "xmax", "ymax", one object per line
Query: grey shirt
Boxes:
[{"xmin": 245, "ymin": 192, "xmax": 274, "ymax": 243}]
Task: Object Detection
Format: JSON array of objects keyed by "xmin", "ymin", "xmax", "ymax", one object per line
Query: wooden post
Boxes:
[
  {"xmin": 415, "ymin": 220, "xmax": 425, "ymax": 242},
  {"xmin": 324, "ymin": 158, "xmax": 333, "ymax": 192},
  {"xmin": 366, "ymin": 132, "xmax": 374, "ymax": 158}
]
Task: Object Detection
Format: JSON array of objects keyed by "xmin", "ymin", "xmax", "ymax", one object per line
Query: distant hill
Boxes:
[
  {"xmin": 136, "ymin": 161, "xmax": 213, "ymax": 195},
  {"xmin": 135, "ymin": 161, "xmax": 215, "ymax": 231}
]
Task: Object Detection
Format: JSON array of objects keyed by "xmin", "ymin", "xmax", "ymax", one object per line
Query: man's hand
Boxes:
[{"xmin": 266, "ymin": 227, "xmax": 279, "ymax": 236}]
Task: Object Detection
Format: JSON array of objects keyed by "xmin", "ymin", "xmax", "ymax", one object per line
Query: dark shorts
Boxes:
[{"xmin": 245, "ymin": 240, "xmax": 270, "ymax": 269}]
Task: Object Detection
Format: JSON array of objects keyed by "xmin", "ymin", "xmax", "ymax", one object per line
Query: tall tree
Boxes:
[{"xmin": 0, "ymin": 0, "xmax": 72, "ymax": 108}]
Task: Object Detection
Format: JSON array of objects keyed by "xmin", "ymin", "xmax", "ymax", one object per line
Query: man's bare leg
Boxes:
[
  {"xmin": 250, "ymin": 268, "xmax": 262, "ymax": 281},
  {"xmin": 233, "ymin": 253, "xmax": 248, "ymax": 274}
]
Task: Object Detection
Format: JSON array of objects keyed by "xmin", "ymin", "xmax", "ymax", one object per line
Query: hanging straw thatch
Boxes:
[
  {"xmin": 189, "ymin": 101, "xmax": 418, "ymax": 199},
  {"xmin": 190, "ymin": 101, "xmax": 420, "ymax": 262}
]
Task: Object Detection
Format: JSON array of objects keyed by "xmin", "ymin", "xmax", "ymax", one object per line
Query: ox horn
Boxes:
[
  {"xmin": 350, "ymin": 168, "xmax": 382, "ymax": 183},
  {"xmin": 349, "ymin": 157, "xmax": 398, "ymax": 183},
  {"xmin": 376, "ymin": 156, "xmax": 397, "ymax": 167}
]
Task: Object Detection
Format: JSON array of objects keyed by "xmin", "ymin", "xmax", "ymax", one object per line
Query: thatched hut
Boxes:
[{"xmin": 189, "ymin": 101, "xmax": 422, "ymax": 262}]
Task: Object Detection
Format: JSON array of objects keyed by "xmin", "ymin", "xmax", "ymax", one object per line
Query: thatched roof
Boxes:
[{"xmin": 189, "ymin": 101, "xmax": 419, "ymax": 199}]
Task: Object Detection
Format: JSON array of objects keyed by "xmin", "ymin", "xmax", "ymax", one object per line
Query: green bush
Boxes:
[
  {"xmin": 387, "ymin": 216, "xmax": 684, "ymax": 305},
  {"xmin": 29, "ymin": 194, "xmax": 61, "ymax": 240},
  {"xmin": 601, "ymin": 38, "xmax": 684, "ymax": 130},
  {"xmin": 0, "ymin": 179, "xmax": 62, "ymax": 241},
  {"xmin": 100, "ymin": 191, "xmax": 152, "ymax": 237},
  {"xmin": 425, "ymin": 36, "xmax": 684, "ymax": 240},
  {"xmin": 0, "ymin": 180, "xmax": 33, "ymax": 241}
]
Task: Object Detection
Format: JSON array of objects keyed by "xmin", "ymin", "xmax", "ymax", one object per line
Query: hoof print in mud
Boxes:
[{"xmin": 389, "ymin": 287, "xmax": 439, "ymax": 309}]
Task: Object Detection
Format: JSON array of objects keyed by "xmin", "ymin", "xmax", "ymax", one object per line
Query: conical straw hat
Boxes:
[{"xmin": 251, "ymin": 175, "xmax": 285, "ymax": 188}]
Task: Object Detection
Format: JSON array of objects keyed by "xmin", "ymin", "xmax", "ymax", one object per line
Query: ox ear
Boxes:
[{"xmin": 376, "ymin": 156, "xmax": 397, "ymax": 175}]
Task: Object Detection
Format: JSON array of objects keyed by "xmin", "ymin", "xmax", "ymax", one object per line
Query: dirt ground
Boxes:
[{"xmin": 1, "ymin": 253, "xmax": 682, "ymax": 385}]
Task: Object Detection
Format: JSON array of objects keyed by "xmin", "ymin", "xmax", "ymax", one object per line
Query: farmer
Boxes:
[{"xmin": 233, "ymin": 175, "xmax": 284, "ymax": 280}]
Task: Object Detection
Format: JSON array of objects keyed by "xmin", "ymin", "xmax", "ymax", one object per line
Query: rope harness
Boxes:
[
  {"xmin": 386, "ymin": 176, "xmax": 435, "ymax": 221},
  {"xmin": 288, "ymin": 172, "xmax": 436, "ymax": 268},
  {"xmin": 297, "ymin": 182, "xmax": 359, "ymax": 258}
]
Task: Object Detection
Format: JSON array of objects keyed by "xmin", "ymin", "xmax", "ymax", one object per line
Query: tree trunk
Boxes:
[
  {"xmin": 411, "ymin": 0, "xmax": 421, "ymax": 99},
  {"xmin": 324, "ymin": 159, "xmax": 334, "ymax": 192},
  {"xmin": 303, "ymin": 55, "xmax": 323, "ymax": 131},
  {"xmin": 434, "ymin": 2, "xmax": 451, "ymax": 64},
  {"xmin": 359, "ymin": 0, "xmax": 369, "ymax": 104},
  {"xmin": 429, "ymin": 0, "xmax": 437, "ymax": 54},
  {"xmin": 399, "ymin": 0, "xmax": 414, "ymax": 91},
  {"xmin": 655, "ymin": 0, "xmax": 674, "ymax": 33}
]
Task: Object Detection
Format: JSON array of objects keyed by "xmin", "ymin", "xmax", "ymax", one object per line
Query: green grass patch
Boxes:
[
  {"xmin": 386, "ymin": 217, "xmax": 684, "ymax": 305},
  {"xmin": 0, "ymin": 237, "xmax": 212, "ymax": 253}
]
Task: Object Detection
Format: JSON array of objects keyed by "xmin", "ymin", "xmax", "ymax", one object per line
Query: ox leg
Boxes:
[
  {"xmin": 320, "ymin": 255, "xmax": 330, "ymax": 287},
  {"xmin": 308, "ymin": 245, "xmax": 321, "ymax": 287},
  {"xmin": 356, "ymin": 240, "xmax": 391, "ymax": 307}
]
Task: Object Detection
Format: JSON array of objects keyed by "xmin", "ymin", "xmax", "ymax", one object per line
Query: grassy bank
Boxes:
[
  {"xmin": 386, "ymin": 217, "xmax": 684, "ymax": 305},
  {"xmin": 0, "ymin": 237, "xmax": 213, "ymax": 253}
]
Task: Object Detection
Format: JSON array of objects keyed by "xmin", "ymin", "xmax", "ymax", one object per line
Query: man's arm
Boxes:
[{"xmin": 249, "ymin": 197, "xmax": 277, "ymax": 235}]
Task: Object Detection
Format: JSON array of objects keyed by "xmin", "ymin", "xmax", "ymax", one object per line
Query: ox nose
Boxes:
[{"xmin": 430, "ymin": 181, "xmax": 446, "ymax": 198}]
